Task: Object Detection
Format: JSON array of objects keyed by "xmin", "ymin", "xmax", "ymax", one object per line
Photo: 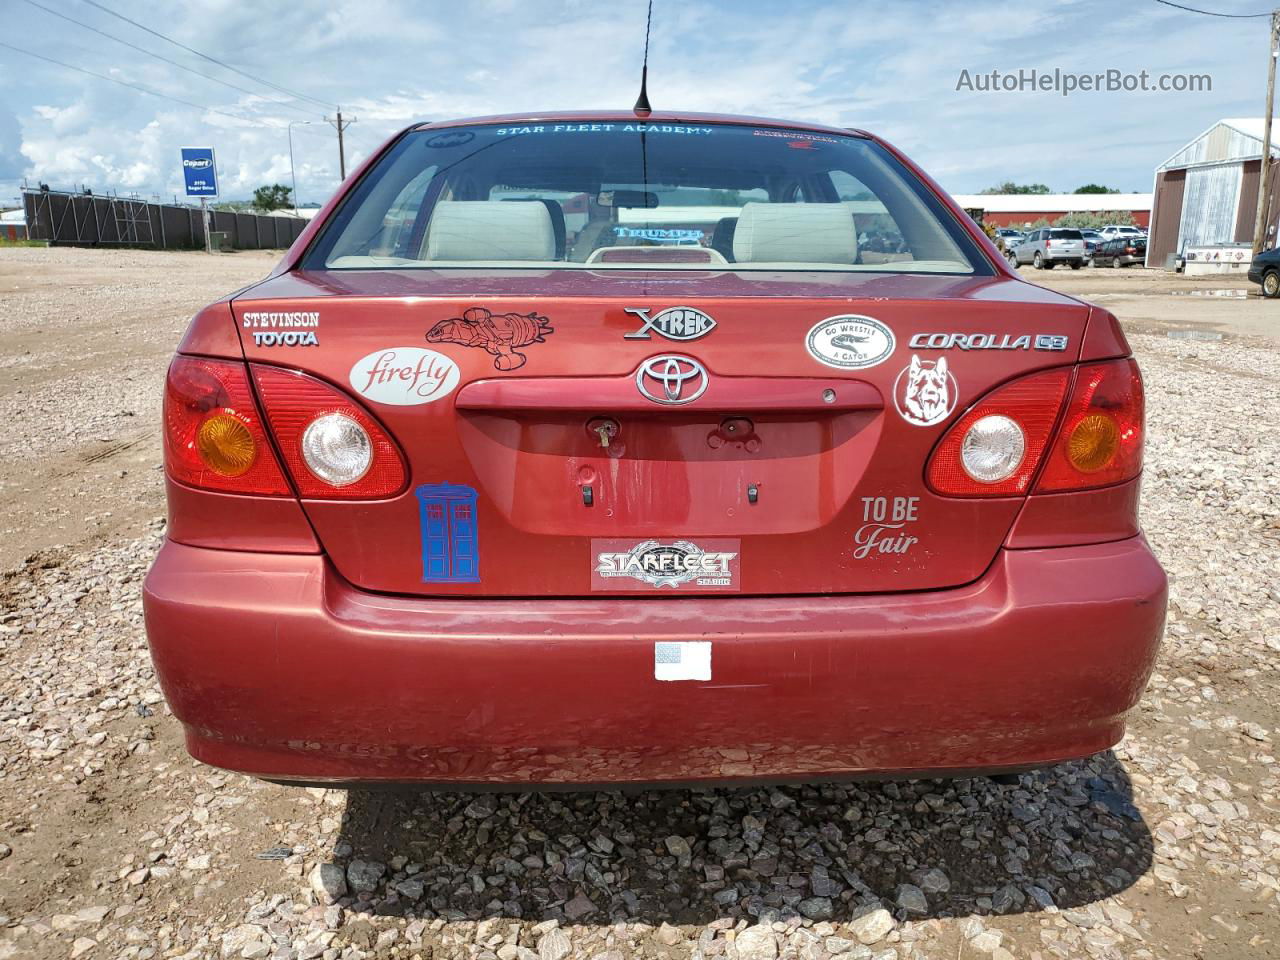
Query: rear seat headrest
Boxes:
[
  {"xmin": 732, "ymin": 202, "xmax": 857, "ymax": 264},
  {"xmin": 425, "ymin": 200, "xmax": 556, "ymax": 261}
]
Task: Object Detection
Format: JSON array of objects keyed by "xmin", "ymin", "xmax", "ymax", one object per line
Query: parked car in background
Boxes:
[
  {"xmin": 1010, "ymin": 227, "xmax": 1087, "ymax": 269},
  {"xmin": 1100, "ymin": 225, "xmax": 1146, "ymax": 241},
  {"xmin": 1247, "ymin": 245, "xmax": 1280, "ymax": 297},
  {"xmin": 1093, "ymin": 236, "xmax": 1147, "ymax": 268},
  {"xmin": 995, "ymin": 228, "xmax": 1024, "ymax": 252},
  {"xmin": 1080, "ymin": 229, "xmax": 1103, "ymax": 259},
  {"xmin": 143, "ymin": 110, "xmax": 1164, "ymax": 788}
]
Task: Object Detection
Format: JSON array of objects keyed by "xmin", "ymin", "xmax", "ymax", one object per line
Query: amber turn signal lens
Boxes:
[
  {"xmin": 196, "ymin": 412, "xmax": 257, "ymax": 477},
  {"xmin": 1067, "ymin": 413, "xmax": 1119, "ymax": 473}
]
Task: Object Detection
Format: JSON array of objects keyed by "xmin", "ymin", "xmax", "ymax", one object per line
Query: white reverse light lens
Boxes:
[
  {"xmin": 961, "ymin": 414, "xmax": 1026, "ymax": 483},
  {"xmin": 301, "ymin": 413, "xmax": 372, "ymax": 487}
]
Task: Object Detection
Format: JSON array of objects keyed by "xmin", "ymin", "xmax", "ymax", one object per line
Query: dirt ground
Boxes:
[{"xmin": 0, "ymin": 247, "xmax": 1276, "ymax": 960}]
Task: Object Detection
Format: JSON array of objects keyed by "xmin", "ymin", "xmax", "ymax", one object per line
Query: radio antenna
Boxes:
[{"xmin": 633, "ymin": 0, "xmax": 653, "ymax": 116}]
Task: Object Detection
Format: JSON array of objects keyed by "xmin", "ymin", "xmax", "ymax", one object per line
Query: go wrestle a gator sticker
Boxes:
[{"xmin": 426, "ymin": 307, "xmax": 553, "ymax": 371}]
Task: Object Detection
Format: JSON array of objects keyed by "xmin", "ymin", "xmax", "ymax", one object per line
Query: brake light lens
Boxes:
[
  {"xmin": 164, "ymin": 357, "xmax": 291, "ymax": 495},
  {"xmin": 1037, "ymin": 359, "xmax": 1144, "ymax": 491},
  {"xmin": 252, "ymin": 365, "xmax": 407, "ymax": 499},
  {"xmin": 927, "ymin": 368, "xmax": 1071, "ymax": 496}
]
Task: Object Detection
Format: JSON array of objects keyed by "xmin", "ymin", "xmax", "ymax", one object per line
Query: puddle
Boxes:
[
  {"xmin": 1169, "ymin": 289, "xmax": 1248, "ymax": 298},
  {"xmin": 1166, "ymin": 330, "xmax": 1224, "ymax": 341}
]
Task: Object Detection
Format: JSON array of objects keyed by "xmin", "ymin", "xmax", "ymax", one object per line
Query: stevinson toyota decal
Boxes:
[{"xmin": 592, "ymin": 539, "xmax": 740, "ymax": 592}]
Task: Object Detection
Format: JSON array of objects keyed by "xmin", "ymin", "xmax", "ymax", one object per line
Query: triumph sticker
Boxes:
[
  {"xmin": 853, "ymin": 496, "xmax": 919, "ymax": 559},
  {"xmin": 908, "ymin": 332, "xmax": 1069, "ymax": 352},
  {"xmin": 349, "ymin": 347, "xmax": 460, "ymax": 406},
  {"xmin": 806, "ymin": 316, "xmax": 896, "ymax": 370},
  {"xmin": 624, "ymin": 306, "xmax": 717, "ymax": 341},
  {"xmin": 893, "ymin": 355, "xmax": 957, "ymax": 427},
  {"xmin": 592, "ymin": 539, "xmax": 740, "ymax": 592},
  {"xmin": 426, "ymin": 307, "xmax": 553, "ymax": 371}
]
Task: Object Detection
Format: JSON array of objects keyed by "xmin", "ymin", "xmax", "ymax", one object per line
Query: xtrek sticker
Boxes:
[
  {"xmin": 350, "ymin": 348, "xmax": 460, "ymax": 406},
  {"xmin": 592, "ymin": 539, "xmax": 740, "ymax": 592},
  {"xmin": 893, "ymin": 355, "xmax": 957, "ymax": 427},
  {"xmin": 624, "ymin": 306, "xmax": 716, "ymax": 341},
  {"xmin": 806, "ymin": 316, "xmax": 896, "ymax": 370},
  {"xmin": 416, "ymin": 483, "xmax": 480, "ymax": 583},
  {"xmin": 426, "ymin": 307, "xmax": 553, "ymax": 371}
]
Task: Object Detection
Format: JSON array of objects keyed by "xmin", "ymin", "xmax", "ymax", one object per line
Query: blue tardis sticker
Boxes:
[{"xmin": 416, "ymin": 483, "xmax": 480, "ymax": 583}]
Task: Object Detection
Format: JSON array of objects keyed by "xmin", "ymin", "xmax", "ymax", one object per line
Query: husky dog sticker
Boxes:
[{"xmin": 893, "ymin": 355, "xmax": 958, "ymax": 427}]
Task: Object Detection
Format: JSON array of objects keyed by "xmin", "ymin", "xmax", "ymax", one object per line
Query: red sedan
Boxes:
[{"xmin": 144, "ymin": 112, "xmax": 1165, "ymax": 787}]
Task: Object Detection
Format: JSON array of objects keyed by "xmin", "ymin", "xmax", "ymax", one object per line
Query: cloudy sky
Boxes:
[{"xmin": 0, "ymin": 0, "xmax": 1269, "ymax": 207}]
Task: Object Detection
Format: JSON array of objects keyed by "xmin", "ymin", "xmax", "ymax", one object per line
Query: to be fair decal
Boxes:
[{"xmin": 349, "ymin": 348, "xmax": 460, "ymax": 406}]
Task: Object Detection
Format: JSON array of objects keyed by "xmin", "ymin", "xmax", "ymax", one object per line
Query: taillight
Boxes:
[
  {"xmin": 164, "ymin": 357, "xmax": 291, "ymax": 495},
  {"xmin": 927, "ymin": 368, "xmax": 1071, "ymax": 496},
  {"xmin": 252, "ymin": 366, "xmax": 407, "ymax": 499},
  {"xmin": 1036, "ymin": 359, "xmax": 1143, "ymax": 492}
]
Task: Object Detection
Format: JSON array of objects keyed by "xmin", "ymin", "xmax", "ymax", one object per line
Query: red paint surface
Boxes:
[{"xmin": 144, "ymin": 536, "xmax": 1166, "ymax": 785}]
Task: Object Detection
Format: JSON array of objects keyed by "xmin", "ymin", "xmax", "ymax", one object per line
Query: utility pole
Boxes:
[
  {"xmin": 1254, "ymin": 10, "xmax": 1280, "ymax": 254},
  {"xmin": 325, "ymin": 110, "xmax": 356, "ymax": 181}
]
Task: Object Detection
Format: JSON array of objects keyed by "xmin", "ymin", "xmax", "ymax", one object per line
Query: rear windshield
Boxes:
[
  {"xmin": 305, "ymin": 122, "xmax": 988, "ymax": 275},
  {"xmin": 1050, "ymin": 229, "xmax": 1083, "ymax": 240}
]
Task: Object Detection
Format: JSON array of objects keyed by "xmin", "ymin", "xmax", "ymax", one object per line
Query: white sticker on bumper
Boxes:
[{"xmin": 654, "ymin": 641, "xmax": 711, "ymax": 682}]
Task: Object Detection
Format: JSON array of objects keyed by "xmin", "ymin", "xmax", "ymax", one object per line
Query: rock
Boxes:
[
  {"xmin": 310, "ymin": 862, "xmax": 348, "ymax": 904},
  {"xmin": 919, "ymin": 868, "xmax": 950, "ymax": 894},
  {"xmin": 970, "ymin": 930, "xmax": 1003, "ymax": 953},
  {"xmin": 0, "ymin": 844, "xmax": 10, "ymax": 861},
  {"xmin": 220, "ymin": 924, "xmax": 269, "ymax": 959},
  {"xmin": 345, "ymin": 859, "xmax": 384, "ymax": 893},
  {"xmin": 538, "ymin": 927, "xmax": 572, "ymax": 960},
  {"xmin": 896, "ymin": 883, "xmax": 928, "ymax": 915},
  {"xmin": 70, "ymin": 940, "xmax": 97, "ymax": 959},
  {"xmin": 654, "ymin": 922, "xmax": 683, "ymax": 945},
  {"xmin": 799, "ymin": 896, "xmax": 835, "ymax": 921},
  {"xmin": 825, "ymin": 937, "xmax": 857, "ymax": 955},
  {"xmin": 849, "ymin": 908, "xmax": 896, "ymax": 945},
  {"xmin": 563, "ymin": 891, "xmax": 596, "ymax": 920},
  {"xmin": 733, "ymin": 925, "xmax": 778, "ymax": 960},
  {"xmin": 664, "ymin": 835, "xmax": 692, "ymax": 864}
]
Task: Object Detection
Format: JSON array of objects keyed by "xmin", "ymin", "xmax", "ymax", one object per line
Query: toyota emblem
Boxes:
[{"xmin": 636, "ymin": 355, "xmax": 709, "ymax": 405}]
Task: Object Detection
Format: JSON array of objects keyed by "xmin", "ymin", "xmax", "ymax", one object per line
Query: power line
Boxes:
[
  {"xmin": 19, "ymin": 0, "xmax": 318, "ymax": 117},
  {"xmin": 1152, "ymin": 0, "xmax": 1272, "ymax": 17},
  {"xmin": 80, "ymin": 0, "xmax": 340, "ymax": 110},
  {"xmin": 0, "ymin": 40, "xmax": 290, "ymax": 128}
]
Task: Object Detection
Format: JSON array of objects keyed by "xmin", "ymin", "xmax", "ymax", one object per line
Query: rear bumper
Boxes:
[{"xmin": 143, "ymin": 537, "xmax": 1166, "ymax": 786}]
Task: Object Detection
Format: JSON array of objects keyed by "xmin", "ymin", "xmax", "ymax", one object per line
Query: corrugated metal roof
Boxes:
[
  {"xmin": 1159, "ymin": 119, "xmax": 1280, "ymax": 171},
  {"xmin": 950, "ymin": 193, "xmax": 1151, "ymax": 213}
]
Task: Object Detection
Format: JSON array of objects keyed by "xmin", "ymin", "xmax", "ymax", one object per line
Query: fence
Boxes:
[{"xmin": 21, "ymin": 188, "xmax": 309, "ymax": 251}]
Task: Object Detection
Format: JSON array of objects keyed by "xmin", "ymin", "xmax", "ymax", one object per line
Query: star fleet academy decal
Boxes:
[
  {"xmin": 592, "ymin": 539, "xmax": 740, "ymax": 592},
  {"xmin": 805, "ymin": 316, "xmax": 896, "ymax": 370},
  {"xmin": 426, "ymin": 307, "xmax": 553, "ymax": 371}
]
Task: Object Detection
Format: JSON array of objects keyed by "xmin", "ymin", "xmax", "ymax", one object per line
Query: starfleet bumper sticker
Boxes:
[{"xmin": 592, "ymin": 539, "xmax": 740, "ymax": 592}]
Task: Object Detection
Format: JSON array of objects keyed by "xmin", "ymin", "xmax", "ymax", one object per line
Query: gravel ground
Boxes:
[{"xmin": 0, "ymin": 248, "xmax": 1277, "ymax": 960}]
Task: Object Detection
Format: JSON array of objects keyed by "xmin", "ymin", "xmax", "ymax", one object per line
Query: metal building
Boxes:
[{"xmin": 1147, "ymin": 118, "xmax": 1280, "ymax": 268}]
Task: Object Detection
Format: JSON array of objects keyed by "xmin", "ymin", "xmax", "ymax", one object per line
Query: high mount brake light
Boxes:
[
  {"xmin": 252, "ymin": 365, "xmax": 407, "ymax": 499},
  {"xmin": 164, "ymin": 357, "xmax": 291, "ymax": 495},
  {"xmin": 1036, "ymin": 358, "xmax": 1144, "ymax": 492},
  {"xmin": 927, "ymin": 367, "xmax": 1070, "ymax": 497}
]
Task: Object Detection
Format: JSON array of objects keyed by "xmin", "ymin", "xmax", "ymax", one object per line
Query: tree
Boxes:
[
  {"xmin": 252, "ymin": 184, "xmax": 293, "ymax": 212},
  {"xmin": 1054, "ymin": 211, "xmax": 1137, "ymax": 229},
  {"xmin": 1073, "ymin": 184, "xmax": 1121, "ymax": 194},
  {"xmin": 980, "ymin": 182, "xmax": 1052, "ymax": 195}
]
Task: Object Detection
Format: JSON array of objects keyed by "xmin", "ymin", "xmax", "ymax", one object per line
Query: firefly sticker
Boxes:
[
  {"xmin": 806, "ymin": 316, "xmax": 896, "ymax": 371},
  {"xmin": 624, "ymin": 306, "xmax": 717, "ymax": 341},
  {"xmin": 349, "ymin": 347, "xmax": 460, "ymax": 406},
  {"xmin": 426, "ymin": 307, "xmax": 553, "ymax": 371},
  {"xmin": 853, "ymin": 496, "xmax": 920, "ymax": 559},
  {"xmin": 592, "ymin": 539, "xmax": 740, "ymax": 591},
  {"xmin": 416, "ymin": 483, "xmax": 480, "ymax": 583},
  {"xmin": 893, "ymin": 355, "xmax": 957, "ymax": 427}
]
